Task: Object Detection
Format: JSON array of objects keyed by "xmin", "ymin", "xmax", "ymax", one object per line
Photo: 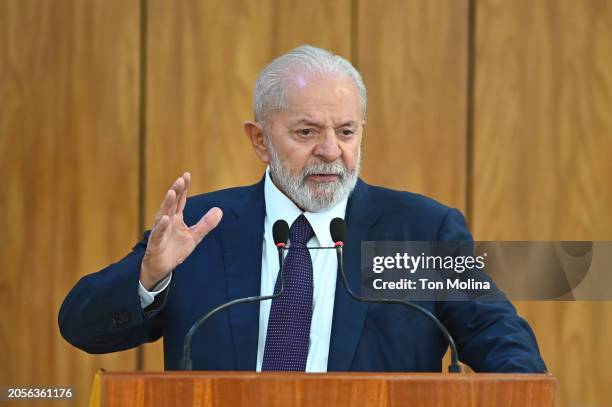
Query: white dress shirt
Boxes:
[{"xmin": 139, "ymin": 169, "xmax": 347, "ymax": 372}]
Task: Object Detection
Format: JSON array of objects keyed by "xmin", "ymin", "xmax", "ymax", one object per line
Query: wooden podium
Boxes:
[{"xmin": 89, "ymin": 371, "xmax": 555, "ymax": 406}]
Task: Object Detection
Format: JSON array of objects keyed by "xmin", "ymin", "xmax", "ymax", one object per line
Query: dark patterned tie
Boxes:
[{"xmin": 262, "ymin": 214, "xmax": 314, "ymax": 371}]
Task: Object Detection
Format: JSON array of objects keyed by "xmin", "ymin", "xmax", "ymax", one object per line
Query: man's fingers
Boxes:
[
  {"xmin": 168, "ymin": 177, "xmax": 185, "ymax": 215},
  {"xmin": 155, "ymin": 174, "xmax": 188, "ymax": 222},
  {"xmin": 191, "ymin": 207, "xmax": 223, "ymax": 242},
  {"xmin": 177, "ymin": 172, "xmax": 191, "ymax": 214},
  {"xmin": 156, "ymin": 189, "xmax": 177, "ymax": 222}
]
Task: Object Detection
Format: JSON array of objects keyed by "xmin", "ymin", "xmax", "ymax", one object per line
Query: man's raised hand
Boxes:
[{"xmin": 139, "ymin": 172, "xmax": 223, "ymax": 290}]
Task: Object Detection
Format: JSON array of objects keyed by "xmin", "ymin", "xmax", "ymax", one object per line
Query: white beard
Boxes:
[{"xmin": 267, "ymin": 141, "xmax": 361, "ymax": 213}]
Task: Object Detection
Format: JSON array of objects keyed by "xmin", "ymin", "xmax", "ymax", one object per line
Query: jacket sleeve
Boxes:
[
  {"xmin": 435, "ymin": 209, "xmax": 547, "ymax": 373},
  {"xmin": 58, "ymin": 232, "xmax": 168, "ymax": 354}
]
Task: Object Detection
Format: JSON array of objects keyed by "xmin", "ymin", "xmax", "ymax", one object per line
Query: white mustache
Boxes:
[{"xmin": 302, "ymin": 162, "xmax": 347, "ymax": 178}]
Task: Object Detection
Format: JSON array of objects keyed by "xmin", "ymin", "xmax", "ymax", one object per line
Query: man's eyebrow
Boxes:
[
  {"xmin": 291, "ymin": 119, "xmax": 325, "ymax": 127},
  {"xmin": 336, "ymin": 120, "xmax": 357, "ymax": 128},
  {"xmin": 290, "ymin": 119, "xmax": 358, "ymax": 128}
]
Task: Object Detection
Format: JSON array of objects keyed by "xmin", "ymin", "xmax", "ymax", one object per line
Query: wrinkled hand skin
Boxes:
[{"xmin": 139, "ymin": 172, "xmax": 223, "ymax": 290}]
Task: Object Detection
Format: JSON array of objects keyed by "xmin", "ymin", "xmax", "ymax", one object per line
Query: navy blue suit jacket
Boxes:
[{"xmin": 59, "ymin": 177, "xmax": 546, "ymax": 372}]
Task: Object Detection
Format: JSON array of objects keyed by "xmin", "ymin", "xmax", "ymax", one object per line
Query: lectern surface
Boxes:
[{"xmin": 90, "ymin": 371, "xmax": 556, "ymax": 407}]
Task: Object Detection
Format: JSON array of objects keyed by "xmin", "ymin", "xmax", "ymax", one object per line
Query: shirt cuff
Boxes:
[{"xmin": 138, "ymin": 273, "xmax": 172, "ymax": 308}]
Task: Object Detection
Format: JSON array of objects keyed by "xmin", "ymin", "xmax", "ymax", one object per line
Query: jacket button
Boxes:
[{"xmin": 112, "ymin": 310, "xmax": 131, "ymax": 326}]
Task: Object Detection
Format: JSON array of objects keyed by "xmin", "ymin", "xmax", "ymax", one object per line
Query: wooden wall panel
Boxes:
[
  {"xmin": 0, "ymin": 1, "xmax": 140, "ymax": 405},
  {"xmin": 357, "ymin": 0, "xmax": 468, "ymax": 212},
  {"xmin": 143, "ymin": 0, "xmax": 352, "ymax": 370},
  {"xmin": 473, "ymin": 1, "xmax": 612, "ymax": 406}
]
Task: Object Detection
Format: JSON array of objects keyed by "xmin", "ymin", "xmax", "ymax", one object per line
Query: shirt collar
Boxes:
[{"xmin": 264, "ymin": 167, "xmax": 347, "ymax": 245}]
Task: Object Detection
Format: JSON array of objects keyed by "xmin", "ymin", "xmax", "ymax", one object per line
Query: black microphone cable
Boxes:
[
  {"xmin": 178, "ymin": 219, "xmax": 290, "ymax": 370},
  {"xmin": 329, "ymin": 217, "xmax": 462, "ymax": 373}
]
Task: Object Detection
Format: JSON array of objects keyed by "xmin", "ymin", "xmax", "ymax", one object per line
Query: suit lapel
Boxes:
[
  {"xmin": 221, "ymin": 179, "xmax": 265, "ymax": 370},
  {"xmin": 328, "ymin": 180, "xmax": 383, "ymax": 371}
]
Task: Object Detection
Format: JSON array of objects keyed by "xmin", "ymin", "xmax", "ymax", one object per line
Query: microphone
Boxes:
[
  {"xmin": 273, "ymin": 219, "xmax": 290, "ymax": 248},
  {"xmin": 178, "ymin": 219, "xmax": 290, "ymax": 370},
  {"xmin": 329, "ymin": 217, "xmax": 462, "ymax": 373}
]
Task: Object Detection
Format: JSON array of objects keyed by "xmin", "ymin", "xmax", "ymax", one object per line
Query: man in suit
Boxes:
[{"xmin": 59, "ymin": 45, "xmax": 546, "ymax": 373}]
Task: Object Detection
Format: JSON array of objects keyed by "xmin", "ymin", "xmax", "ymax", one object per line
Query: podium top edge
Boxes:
[{"xmin": 96, "ymin": 371, "xmax": 555, "ymax": 382}]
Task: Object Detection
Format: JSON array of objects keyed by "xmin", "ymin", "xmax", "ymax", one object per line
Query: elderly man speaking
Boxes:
[{"xmin": 59, "ymin": 45, "xmax": 546, "ymax": 373}]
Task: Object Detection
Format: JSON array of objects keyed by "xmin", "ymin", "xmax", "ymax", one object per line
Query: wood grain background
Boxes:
[
  {"xmin": 357, "ymin": 0, "xmax": 468, "ymax": 212},
  {"xmin": 0, "ymin": 1, "xmax": 140, "ymax": 406},
  {"xmin": 473, "ymin": 2, "xmax": 612, "ymax": 406},
  {"xmin": 1, "ymin": 0, "xmax": 610, "ymax": 406}
]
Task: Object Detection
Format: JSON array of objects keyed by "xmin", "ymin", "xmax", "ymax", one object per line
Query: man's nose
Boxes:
[{"xmin": 313, "ymin": 130, "xmax": 342, "ymax": 162}]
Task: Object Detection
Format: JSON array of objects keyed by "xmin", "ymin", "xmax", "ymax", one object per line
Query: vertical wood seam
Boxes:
[
  {"xmin": 350, "ymin": 0, "xmax": 359, "ymax": 68},
  {"xmin": 136, "ymin": 0, "xmax": 149, "ymax": 371},
  {"xmin": 466, "ymin": 0, "xmax": 477, "ymax": 230}
]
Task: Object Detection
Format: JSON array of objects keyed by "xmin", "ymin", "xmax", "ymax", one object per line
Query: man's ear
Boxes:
[{"xmin": 244, "ymin": 121, "xmax": 270, "ymax": 163}]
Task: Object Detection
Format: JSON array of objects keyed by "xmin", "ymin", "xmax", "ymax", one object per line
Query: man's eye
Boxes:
[
  {"xmin": 299, "ymin": 128, "xmax": 312, "ymax": 136},
  {"xmin": 341, "ymin": 129, "xmax": 354, "ymax": 136}
]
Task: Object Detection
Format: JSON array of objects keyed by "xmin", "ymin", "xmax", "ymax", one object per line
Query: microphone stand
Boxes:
[
  {"xmin": 179, "ymin": 245, "xmax": 285, "ymax": 370},
  {"xmin": 334, "ymin": 244, "xmax": 462, "ymax": 373}
]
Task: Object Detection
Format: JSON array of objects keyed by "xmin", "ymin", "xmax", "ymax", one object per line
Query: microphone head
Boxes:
[
  {"xmin": 272, "ymin": 219, "xmax": 290, "ymax": 246},
  {"xmin": 330, "ymin": 217, "xmax": 346, "ymax": 244}
]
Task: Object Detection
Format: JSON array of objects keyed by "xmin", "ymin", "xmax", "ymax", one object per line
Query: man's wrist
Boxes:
[
  {"xmin": 138, "ymin": 273, "xmax": 172, "ymax": 308},
  {"xmin": 139, "ymin": 261, "xmax": 168, "ymax": 290},
  {"xmin": 139, "ymin": 273, "xmax": 157, "ymax": 291}
]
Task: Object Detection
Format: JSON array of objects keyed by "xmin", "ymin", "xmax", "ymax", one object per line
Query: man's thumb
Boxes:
[{"xmin": 191, "ymin": 207, "xmax": 223, "ymax": 242}]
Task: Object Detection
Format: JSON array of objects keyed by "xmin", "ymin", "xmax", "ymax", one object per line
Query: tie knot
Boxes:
[{"xmin": 290, "ymin": 214, "xmax": 314, "ymax": 245}]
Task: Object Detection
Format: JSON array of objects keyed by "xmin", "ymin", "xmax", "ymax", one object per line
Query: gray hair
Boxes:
[{"xmin": 253, "ymin": 45, "xmax": 367, "ymax": 122}]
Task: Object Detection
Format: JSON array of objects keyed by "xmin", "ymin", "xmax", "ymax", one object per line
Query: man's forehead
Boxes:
[{"xmin": 281, "ymin": 75, "xmax": 360, "ymax": 111}]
